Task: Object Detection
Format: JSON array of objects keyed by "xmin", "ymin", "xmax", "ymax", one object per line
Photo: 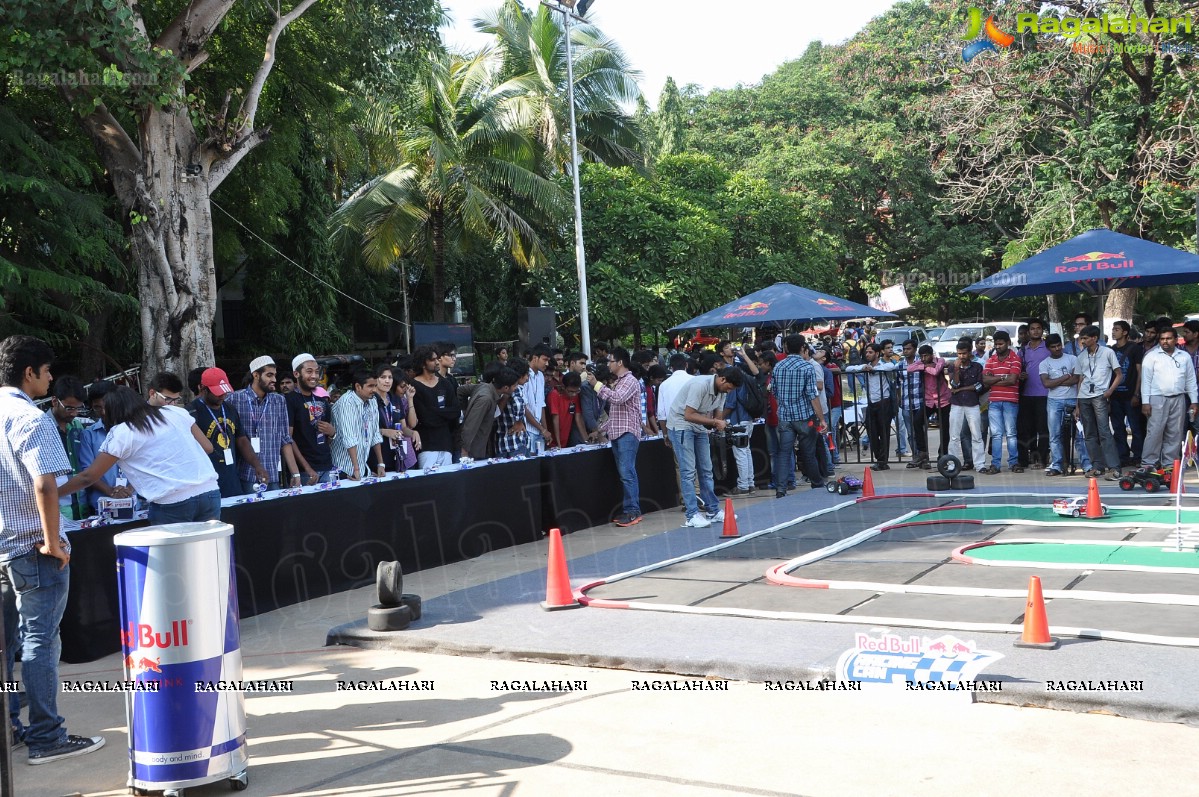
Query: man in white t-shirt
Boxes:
[
  {"xmin": 1038, "ymin": 333, "xmax": 1084, "ymax": 477},
  {"xmin": 521, "ymin": 345, "xmax": 552, "ymax": 454}
]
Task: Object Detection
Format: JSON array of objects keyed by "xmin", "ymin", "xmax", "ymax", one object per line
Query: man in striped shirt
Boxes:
[{"xmin": 586, "ymin": 348, "xmax": 643, "ymax": 527}]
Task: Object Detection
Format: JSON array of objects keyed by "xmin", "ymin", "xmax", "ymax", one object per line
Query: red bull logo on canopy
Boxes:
[
  {"xmin": 1057, "ymin": 250, "xmax": 1133, "ymax": 273},
  {"xmin": 723, "ymin": 301, "xmax": 771, "ymax": 320}
]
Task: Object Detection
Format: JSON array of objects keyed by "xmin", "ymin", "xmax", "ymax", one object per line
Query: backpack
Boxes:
[{"xmin": 739, "ymin": 374, "xmax": 768, "ymax": 419}]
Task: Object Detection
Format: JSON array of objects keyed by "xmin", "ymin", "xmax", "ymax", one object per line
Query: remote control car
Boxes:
[
  {"xmin": 1119, "ymin": 464, "xmax": 1173, "ymax": 493},
  {"xmin": 826, "ymin": 474, "xmax": 864, "ymax": 496},
  {"xmin": 1052, "ymin": 497, "xmax": 1109, "ymax": 518}
]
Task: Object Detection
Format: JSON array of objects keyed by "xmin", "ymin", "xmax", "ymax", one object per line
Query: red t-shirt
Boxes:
[
  {"xmin": 984, "ymin": 350, "xmax": 1022, "ymax": 404},
  {"xmin": 547, "ymin": 389, "xmax": 581, "ymax": 447}
]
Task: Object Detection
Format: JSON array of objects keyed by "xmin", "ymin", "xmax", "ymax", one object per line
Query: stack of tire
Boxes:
[
  {"xmin": 367, "ymin": 561, "xmax": 422, "ymax": 631},
  {"xmin": 927, "ymin": 455, "xmax": 974, "ymax": 491}
]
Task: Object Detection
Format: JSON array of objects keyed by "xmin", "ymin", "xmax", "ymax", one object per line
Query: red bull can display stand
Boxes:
[{"xmin": 113, "ymin": 522, "xmax": 249, "ymax": 796}]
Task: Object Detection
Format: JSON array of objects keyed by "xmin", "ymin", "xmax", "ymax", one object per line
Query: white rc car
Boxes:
[{"xmin": 1052, "ymin": 497, "xmax": 1109, "ymax": 518}]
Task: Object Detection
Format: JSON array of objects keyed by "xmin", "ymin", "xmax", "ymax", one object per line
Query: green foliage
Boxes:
[{"xmin": 0, "ymin": 99, "xmax": 135, "ymax": 348}]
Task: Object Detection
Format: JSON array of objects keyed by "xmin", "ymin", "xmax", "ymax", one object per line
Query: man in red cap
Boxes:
[{"xmin": 190, "ymin": 367, "xmax": 269, "ymax": 497}]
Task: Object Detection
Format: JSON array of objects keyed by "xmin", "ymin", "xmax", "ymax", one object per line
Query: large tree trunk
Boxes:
[
  {"xmin": 131, "ymin": 106, "xmax": 218, "ymax": 380},
  {"xmin": 1103, "ymin": 287, "xmax": 1137, "ymax": 339}
]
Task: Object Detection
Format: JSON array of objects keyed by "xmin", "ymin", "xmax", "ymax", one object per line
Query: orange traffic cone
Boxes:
[
  {"xmin": 1084, "ymin": 477, "xmax": 1104, "ymax": 518},
  {"xmin": 721, "ymin": 498, "xmax": 739, "ymax": 538},
  {"xmin": 541, "ymin": 528, "xmax": 581, "ymax": 611},
  {"xmin": 1014, "ymin": 575, "xmax": 1059, "ymax": 649},
  {"xmin": 1171, "ymin": 459, "xmax": 1185, "ymax": 494},
  {"xmin": 861, "ymin": 468, "xmax": 875, "ymax": 498}
]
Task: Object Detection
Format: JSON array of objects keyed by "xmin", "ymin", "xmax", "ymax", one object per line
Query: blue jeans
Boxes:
[
  {"xmin": 988, "ymin": 401, "xmax": 1019, "ymax": 469},
  {"xmin": 610, "ymin": 432, "xmax": 641, "ymax": 517},
  {"xmin": 2, "ymin": 551, "xmax": 70, "ymax": 751},
  {"xmin": 668, "ymin": 428, "xmax": 718, "ymax": 519},
  {"xmin": 774, "ymin": 418, "xmax": 825, "ymax": 492},
  {"xmin": 148, "ymin": 489, "xmax": 222, "ymax": 524},
  {"xmin": 1047, "ymin": 398, "xmax": 1073, "ymax": 472}
]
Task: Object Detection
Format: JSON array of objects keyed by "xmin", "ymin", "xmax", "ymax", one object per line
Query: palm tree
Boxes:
[
  {"xmin": 332, "ymin": 50, "xmax": 567, "ymax": 321},
  {"xmin": 474, "ymin": 0, "xmax": 645, "ymax": 172}
]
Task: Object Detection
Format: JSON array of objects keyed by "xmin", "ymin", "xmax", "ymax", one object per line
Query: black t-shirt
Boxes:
[
  {"xmin": 1110, "ymin": 341, "xmax": 1141, "ymax": 395},
  {"xmin": 286, "ymin": 389, "xmax": 333, "ymax": 471},
  {"xmin": 189, "ymin": 398, "xmax": 246, "ymax": 497},
  {"xmin": 411, "ymin": 376, "xmax": 460, "ymax": 453}
]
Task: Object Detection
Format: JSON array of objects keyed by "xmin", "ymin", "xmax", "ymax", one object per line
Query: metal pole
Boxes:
[
  {"xmin": 562, "ymin": 8, "xmax": 592, "ymax": 360},
  {"xmin": 401, "ymin": 262, "xmax": 411, "ymax": 353}
]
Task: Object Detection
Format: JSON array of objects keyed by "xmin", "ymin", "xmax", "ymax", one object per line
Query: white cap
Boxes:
[
  {"xmin": 249, "ymin": 355, "xmax": 275, "ymax": 373},
  {"xmin": 292, "ymin": 353, "xmax": 317, "ymax": 373}
]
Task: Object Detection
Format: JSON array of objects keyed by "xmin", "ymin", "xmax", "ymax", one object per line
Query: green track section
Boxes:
[
  {"xmin": 927, "ymin": 505, "xmax": 1199, "ymax": 525},
  {"xmin": 969, "ymin": 542, "xmax": 1199, "ymax": 569}
]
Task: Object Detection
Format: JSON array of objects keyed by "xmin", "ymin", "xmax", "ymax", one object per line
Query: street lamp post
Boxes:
[{"xmin": 544, "ymin": 0, "xmax": 593, "ymax": 359}]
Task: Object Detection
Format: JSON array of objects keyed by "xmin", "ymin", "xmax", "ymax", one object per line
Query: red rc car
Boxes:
[{"xmin": 1119, "ymin": 464, "xmax": 1174, "ymax": 493}]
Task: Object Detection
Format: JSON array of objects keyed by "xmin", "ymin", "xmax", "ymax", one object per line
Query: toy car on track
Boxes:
[
  {"xmin": 1119, "ymin": 464, "xmax": 1173, "ymax": 493},
  {"xmin": 1052, "ymin": 497, "xmax": 1108, "ymax": 518},
  {"xmin": 826, "ymin": 475, "xmax": 864, "ymax": 496}
]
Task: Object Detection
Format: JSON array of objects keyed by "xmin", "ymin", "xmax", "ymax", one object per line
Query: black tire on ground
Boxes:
[
  {"xmin": 399, "ymin": 594, "xmax": 422, "ymax": 621},
  {"xmin": 826, "ymin": 481, "xmax": 838, "ymax": 493},
  {"xmin": 937, "ymin": 454, "xmax": 963, "ymax": 479},
  {"xmin": 926, "ymin": 475, "xmax": 952, "ymax": 491},
  {"xmin": 1119, "ymin": 478, "xmax": 1135, "ymax": 491},
  {"xmin": 1144, "ymin": 477, "xmax": 1160, "ymax": 493},
  {"xmin": 838, "ymin": 483, "xmax": 850, "ymax": 495},
  {"xmin": 376, "ymin": 561, "xmax": 403, "ymax": 607},
  {"xmin": 1072, "ymin": 509, "xmax": 1080, "ymax": 518},
  {"xmin": 949, "ymin": 475, "xmax": 975, "ymax": 490},
  {"xmin": 367, "ymin": 603, "xmax": 412, "ymax": 632}
]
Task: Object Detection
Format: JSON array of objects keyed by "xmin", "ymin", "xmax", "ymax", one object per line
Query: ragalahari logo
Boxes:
[
  {"xmin": 1056, "ymin": 250, "xmax": 1133, "ymax": 274},
  {"xmin": 962, "ymin": 7, "xmax": 1015, "ymax": 62}
]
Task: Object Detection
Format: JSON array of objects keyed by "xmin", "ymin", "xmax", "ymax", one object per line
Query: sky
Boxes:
[{"xmin": 438, "ymin": 0, "xmax": 903, "ymax": 106}]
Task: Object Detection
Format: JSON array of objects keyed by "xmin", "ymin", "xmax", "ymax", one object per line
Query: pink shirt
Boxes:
[
  {"xmin": 909, "ymin": 357, "xmax": 952, "ymax": 408},
  {"xmin": 599, "ymin": 371, "xmax": 642, "ymax": 440}
]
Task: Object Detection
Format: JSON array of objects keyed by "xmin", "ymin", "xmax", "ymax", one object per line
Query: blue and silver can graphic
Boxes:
[{"xmin": 114, "ymin": 521, "xmax": 248, "ymax": 791}]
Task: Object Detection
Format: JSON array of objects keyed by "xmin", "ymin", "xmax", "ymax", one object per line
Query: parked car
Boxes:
[
  {"xmin": 925, "ymin": 327, "xmax": 947, "ymax": 343},
  {"xmin": 933, "ymin": 323, "xmax": 1000, "ymax": 359},
  {"xmin": 875, "ymin": 325, "xmax": 928, "ymax": 348}
]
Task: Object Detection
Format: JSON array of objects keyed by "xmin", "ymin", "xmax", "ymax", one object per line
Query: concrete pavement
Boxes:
[{"xmin": 26, "ymin": 461, "xmax": 1199, "ymax": 796}]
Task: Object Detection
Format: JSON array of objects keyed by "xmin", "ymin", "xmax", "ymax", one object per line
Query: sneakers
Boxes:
[
  {"xmin": 28, "ymin": 734, "xmax": 105, "ymax": 766},
  {"xmin": 704, "ymin": 508, "xmax": 726, "ymax": 523},
  {"xmin": 730, "ymin": 486, "xmax": 756, "ymax": 497},
  {"xmin": 613, "ymin": 514, "xmax": 642, "ymax": 527},
  {"xmin": 1044, "ymin": 468, "xmax": 1062, "ymax": 477},
  {"xmin": 683, "ymin": 514, "xmax": 712, "ymax": 528}
]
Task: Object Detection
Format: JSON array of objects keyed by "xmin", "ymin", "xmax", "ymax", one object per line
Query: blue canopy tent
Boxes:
[
  {"xmin": 668, "ymin": 282, "xmax": 896, "ymax": 331},
  {"xmin": 962, "ymin": 229, "xmax": 1199, "ymax": 329}
]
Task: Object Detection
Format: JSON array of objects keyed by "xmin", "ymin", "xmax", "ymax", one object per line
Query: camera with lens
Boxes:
[{"xmin": 711, "ymin": 424, "xmax": 751, "ymax": 448}]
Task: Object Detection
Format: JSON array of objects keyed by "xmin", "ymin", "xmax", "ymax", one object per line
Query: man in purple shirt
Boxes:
[{"xmin": 1017, "ymin": 318, "xmax": 1051, "ymax": 469}]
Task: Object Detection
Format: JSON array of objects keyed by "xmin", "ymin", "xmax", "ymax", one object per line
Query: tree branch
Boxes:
[
  {"xmin": 208, "ymin": 128, "xmax": 271, "ymax": 190},
  {"xmin": 233, "ymin": 0, "xmax": 322, "ymax": 138},
  {"xmin": 155, "ymin": 0, "xmax": 238, "ymax": 71}
]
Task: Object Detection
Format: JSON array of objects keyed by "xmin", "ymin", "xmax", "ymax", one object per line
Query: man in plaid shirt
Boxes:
[
  {"xmin": 771, "ymin": 335, "xmax": 828, "ymax": 496},
  {"xmin": 899, "ymin": 339, "xmax": 928, "ymax": 468},
  {"xmin": 496, "ymin": 358, "xmax": 530, "ymax": 457},
  {"xmin": 585, "ymin": 348, "xmax": 644, "ymax": 526},
  {"xmin": 0, "ymin": 336, "xmax": 105, "ymax": 764}
]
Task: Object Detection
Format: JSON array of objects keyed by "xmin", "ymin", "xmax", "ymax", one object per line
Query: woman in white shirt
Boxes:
[{"xmin": 60, "ymin": 386, "xmax": 221, "ymax": 523}]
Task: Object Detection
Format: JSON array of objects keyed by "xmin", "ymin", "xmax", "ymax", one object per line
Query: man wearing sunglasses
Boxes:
[{"xmin": 1139, "ymin": 327, "xmax": 1198, "ymax": 471}]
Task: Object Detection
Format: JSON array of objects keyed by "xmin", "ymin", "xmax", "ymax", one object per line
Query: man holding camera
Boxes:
[{"xmin": 666, "ymin": 367, "xmax": 745, "ymax": 527}]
